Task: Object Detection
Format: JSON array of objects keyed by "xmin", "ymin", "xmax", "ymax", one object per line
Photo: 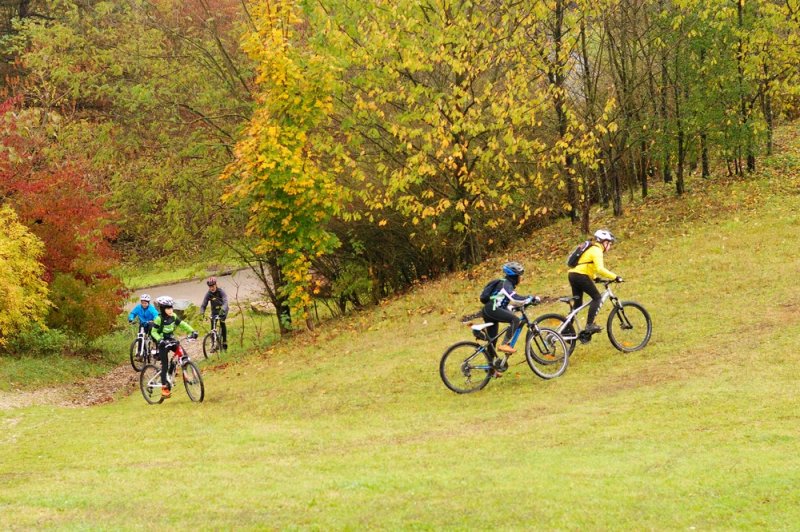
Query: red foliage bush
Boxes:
[{"xmin": 0, "ymin": 98, "xmax": 125, "ymax": 338}]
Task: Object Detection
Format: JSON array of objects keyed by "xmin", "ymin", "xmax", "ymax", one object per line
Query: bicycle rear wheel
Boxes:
[
  {"xmin": 439, "ymin": 341, "xmax": 493, "ymax": 394},
  {"xmin": 139, "ymin": 364, "xmax": 164, "ymax": 404},
  {"xmin": 534, "ymin": 313, "xmax": 577, "ymax": 355},
  {"xmin": 182, "ymin": 361, "xmax": 205, "ymax": 402},
  {"xmin": 525, "ymin": 327, "xmax": 569, "ymax": 379},
  {"xmin": 130, "ymin": 338, "xmax": 145, "ymax": 372},
  {"xmin": 202, "ymin": 332, "xmax": 217, "ymax": 359},
  {"xmin": 607, "ymin": 301, "xmax": 652, "ymax": 352}
]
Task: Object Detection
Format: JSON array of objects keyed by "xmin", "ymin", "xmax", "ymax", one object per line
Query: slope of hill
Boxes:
[{"xmin": 1, "ymin": 125, "xmax": 799, "ymax": 529}]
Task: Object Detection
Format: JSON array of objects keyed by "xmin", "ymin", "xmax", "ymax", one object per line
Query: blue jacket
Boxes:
[{"xmin": 128, "ymin": 304, "xmax": 158, "ymax": 324}]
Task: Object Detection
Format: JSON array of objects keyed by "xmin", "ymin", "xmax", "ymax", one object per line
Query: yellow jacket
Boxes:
[{"xmin": 568, "ymin": 243, "xmax": 617, "ymax": 280}]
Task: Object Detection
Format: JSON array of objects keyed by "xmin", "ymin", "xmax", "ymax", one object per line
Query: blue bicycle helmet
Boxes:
[{"xmin": 502, "ymin": 261, "xmax": 525, "ymax": 277}]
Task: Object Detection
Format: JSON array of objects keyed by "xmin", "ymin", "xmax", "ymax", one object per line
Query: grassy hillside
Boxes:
[{"xmin": 1, "ymin": 125, "xmax": 799, "ymax": 529}]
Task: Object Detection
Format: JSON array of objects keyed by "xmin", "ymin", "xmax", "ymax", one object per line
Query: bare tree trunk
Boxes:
[{"xmin": 701, "ymin": 132, "xmax": 710, "ymax": 178}]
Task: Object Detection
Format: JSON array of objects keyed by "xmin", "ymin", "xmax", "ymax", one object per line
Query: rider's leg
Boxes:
[
  {"xmin": 568, "ymin": 272, "xmax": 585, "ymax": 309},
  {"xmin": 570, "ymin": 273, "xmax": 602, "ymax": 332},
  {"xmin": 219, "ymin": 315, "xmax": 228, "ymax": 349},
  {"xmin": 480, "ymin": 309, "xmax": 499, "ymax": 350},
  {"xmin": 158, "ymin": 342, "xmax": 171, "ymax": 392},
  {"xmin": 483, "ymin": 306, "xmax": 519, "ymax": 353}
]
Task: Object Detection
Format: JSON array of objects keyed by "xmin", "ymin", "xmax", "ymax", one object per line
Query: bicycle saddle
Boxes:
[
  {"xmin": 471, "ymin": 323, "xmax": 493, "ymax": 331},
  {"xmin": 558, "ymin": 296, "xmax": 580, "ymax": 303}
]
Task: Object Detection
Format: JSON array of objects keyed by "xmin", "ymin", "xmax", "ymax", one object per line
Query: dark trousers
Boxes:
[
  {"xmin": 212, "ymin": 310, "xmax": 227, "ymax": 345},
  {"xmin": 482, "ymin": 305, "xmax": 521, "ymax": 346},
  {"xmin": 158, "ymin": 339, "xmax": 179, "ymax": 389},
  {"xmin": 568, "ymin": 272, "xmax": 602, "ymax": 325}
]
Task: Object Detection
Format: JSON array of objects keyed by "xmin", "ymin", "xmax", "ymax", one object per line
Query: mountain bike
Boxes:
[
  {"xmin": 129, "ymin": 324, "xmax": 156, "ymax": 372},
  {"xmin": 202, "ymin": 314, "xmax": 223, "ymax": 359},
  {"xmin": 139, "ymin": 337, "xmax": 204, "ymax": 404},
  {"xmin": 534, "ymin": 279, "xmax": 651, "ymax": 355},
  {"xmin": 439, "ymin": 301, "xmax": 570, "ymax": 394}
]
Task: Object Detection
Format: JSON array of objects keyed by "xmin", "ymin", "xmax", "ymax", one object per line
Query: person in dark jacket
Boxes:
[
  {"xmin": 481, "ymin": 262, "xmax": 540, "ymax": 355},
  {"xmin": 200, "ymin": 277, "xmax": 229, "ymax": 350}
]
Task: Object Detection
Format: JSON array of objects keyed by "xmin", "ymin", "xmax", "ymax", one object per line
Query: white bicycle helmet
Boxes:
[
  {"xmin": 140, "ymin": 294, "xmax": 152, "ymax": 302},
  {"xmin": 156, "ymin": 296, "xmax": 174, "ymax": 308},
  {"xmin": 594, "ymin": 229, "xmax": 616, "ymax": 242}
]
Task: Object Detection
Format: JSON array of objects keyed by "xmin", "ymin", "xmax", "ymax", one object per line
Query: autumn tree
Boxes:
[
  {"xmin": 222, "ymin": 0, "xmax": 341, "ymax": 330},
  {"xmin": 0, "ymin": 205, "xmax": 50, "ymax": 346},
  {"xmin": 0, "ymin": 98, "xmax": 123, "ymax": 338},
  {"xmin": 6, "ymin": 0, "xmax": 253, "ymax": 259}
]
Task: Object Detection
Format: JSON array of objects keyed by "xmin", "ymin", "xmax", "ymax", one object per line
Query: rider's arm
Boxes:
[
  {"xmin": 499, "ymin": 281, "xmax": 529, "ymax": 308},
  {"xmin": 199, "ymin": 291, "xmax": 210, "ymax": 314},
  {"xmin": 590, "ymin": 246, "xmax": 617, "ymax": 280},
  {"xmin": 128, "ymin": 305, "xmax": 140, "ymax": 323},
  {"xmin": 178, "ymin": 320, "xmax": 196, "ymax": 335}
]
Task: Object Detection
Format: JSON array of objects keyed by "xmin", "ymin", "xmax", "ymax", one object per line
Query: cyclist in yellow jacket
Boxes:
[{"xmin": 568, "ymin": 229, "xmax": 623, "ymax": 335}]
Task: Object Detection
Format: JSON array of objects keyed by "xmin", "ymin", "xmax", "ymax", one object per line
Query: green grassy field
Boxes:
[{"xmin": 2, "ymin": 126, "xmax": 800, "ymax": 529}]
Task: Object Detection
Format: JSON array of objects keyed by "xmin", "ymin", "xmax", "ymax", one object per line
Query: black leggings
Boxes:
[
  {"xmin": 568, "ymin": 272, "xmax": 602, "ymax": 325},
  {"xmin": 482, "ymin": 305, "xmax": 520, "ymax": 345},
  {"xmin": 158, "ymin": 339, "xmax": 180, "ymax": 389}
]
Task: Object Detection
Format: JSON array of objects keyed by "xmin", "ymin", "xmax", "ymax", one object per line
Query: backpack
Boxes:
[
  {"xmin": 479, "ymin": 278, "xmax": 504, "ymax": 304},
  {"xmin": 566, "ymin": 240, "xmax": 593, "ymax": 267}
]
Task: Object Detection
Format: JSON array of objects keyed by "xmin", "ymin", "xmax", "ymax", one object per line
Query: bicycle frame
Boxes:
[
  {"xmin": 470, "ymin": 306, "xmax": 545, "ymax": 361},
  {"xmin": 134, "ymin": 326, "xmax": 152, "ymax": 355},
  {"xmin": 145, "ymin": 341, "xmax": 190, "ymax": 387},
  {"xmin": 559, "ymin": 282, "xmax": 620, "ymax": 335}
]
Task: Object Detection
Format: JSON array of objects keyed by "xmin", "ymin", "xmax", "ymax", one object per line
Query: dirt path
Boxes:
[{"xmin": 0, "ymin": 338, "xmax": 207, "ymax": 410}]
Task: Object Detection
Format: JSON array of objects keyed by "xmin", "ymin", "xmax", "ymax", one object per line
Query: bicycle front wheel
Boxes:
[
  {"xmin": 139, "ymin": 364, "xmax": 164, "ymax": 404},
  {"xmin": 607, "ymin": 301, "xmax": 652, "ymax": 352},
  {"xmin": 525, "ymin": 327, "xmax": 569, "ymax": 380},
  {"xmin": 439, "ymin": 341, "xmax": 493, "ymax": 394},
  {"xmin": 130, "ymin": 338, "xmax": 145, "ymax": 372},
  {"xmin": 182, "ymin": 361, "xmax": 205, "ymax": 402},
  {"xmin": 202, "ymin": 332, "xmax": 217, "ymax": 359}
]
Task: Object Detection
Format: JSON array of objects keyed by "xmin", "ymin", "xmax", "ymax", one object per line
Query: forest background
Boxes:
[{"xmin": 0, "ymin": 0, "xmax": 798, "ymax": 357}]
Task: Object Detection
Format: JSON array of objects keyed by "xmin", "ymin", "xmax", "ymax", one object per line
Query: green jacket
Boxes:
[{"xmin": 150, "ymin": 314, "xmax": 195, "ymax": 342}]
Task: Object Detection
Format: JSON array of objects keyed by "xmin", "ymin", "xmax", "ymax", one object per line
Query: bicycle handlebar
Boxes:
[{"xmin": 595, "ymin": 278, "xmax": 624, "ymax": 285}]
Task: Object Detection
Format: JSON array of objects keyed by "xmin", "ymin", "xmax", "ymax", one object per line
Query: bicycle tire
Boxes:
[
  {"xmin": 182, "ymin": 360, "xmax": 205, "ymax": 402},
  {"xmin": 139, "ymin": 364, "xmax": 164, "ymax": 404},
  {"xmin": 202, "ymin": 332, "xmax": 217, "ymax": 359},
  {"xmin": 525, "ymin": 327, "xmax": 569, "ymax": 380},
  {"xmin": 439, "ymin": 341, "xmax": 493, "ymax": 394},
  {"xmin": 130, "ymin": 338, "xmax": 145, "ymax": 372},
  {"xmin": 607, "ymin": 301, "xmax": 652, "ymax": 352},
  {"xmin": 534, "ymin": 313, "xmax": 577, "ymax": 355}
]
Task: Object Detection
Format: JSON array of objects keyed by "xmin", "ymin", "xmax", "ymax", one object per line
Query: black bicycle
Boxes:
[
  {"xmin": 140, "ymin": 337, "xmax": 204, "ymax": 404},
  {"xmin": 534, "ymin": 279, "xmax": 652, "ymax": 355},
  {"xmin": 129, "ymin": 324, "xmax": 156, "ymax": 371},
  {"xmin": 439, "ymin": 301, "xmax": 570, "ymax": 393},
  {"xmin": 202, "ymin": 314, "xmax": 223, "ymax": 359}
]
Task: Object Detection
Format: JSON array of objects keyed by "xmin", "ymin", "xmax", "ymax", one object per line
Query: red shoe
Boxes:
[{"xmin": 161, "ymin": 386, "xmax": 172, "ymax": 399}]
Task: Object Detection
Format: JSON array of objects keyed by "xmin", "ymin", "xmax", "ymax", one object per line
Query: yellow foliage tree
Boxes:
[
  {"xmin": 0, "ymin": 205, "xmax": 50, "ymax": 346},
  {"xmin": 222, "ymin": 0, "xmax": 341, "ymax": 327}
]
